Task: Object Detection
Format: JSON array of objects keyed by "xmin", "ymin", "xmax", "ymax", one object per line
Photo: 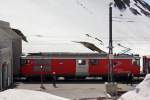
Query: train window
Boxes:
[
  {"xmin": 58, "ymin": 59, "xmax": 64, "ymax": 64},
  {"xmin": 90, "ymin": 59, "xmax": 99, "ymax": 65},
  {"xmin": 34, "ymin": 59, "xmax": 50, "ymax": 65},
  {"xmin": 113, "ymin": 62, "xmax": 118, "ymax": 66},
  {"xmin": 21, "ymin": 59, "xmax": 28, "ymax": 66},
  {"xmin": 77, "ymin": 59, "xmax": 86, "ymax": 65},
  {"xmin": 133, "ymin": 59, "xmax": 140, "ymax": 66},
  {"xmin": 136, "ymin": 59, "xmax": 140, "ymax": 66}
]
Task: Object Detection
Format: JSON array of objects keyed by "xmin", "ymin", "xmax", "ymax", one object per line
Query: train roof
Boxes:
[{"xmin": 21, "ymin": 52, "xmax": 140, "ymax": 59}]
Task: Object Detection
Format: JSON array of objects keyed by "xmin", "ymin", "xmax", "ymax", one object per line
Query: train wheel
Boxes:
[
  {"xmin": 78, "ymin": 77, "xmax": 86, "ymax": 80},
  {"xmin": 26, "ymin": 77, "xmax": 32, "ymax": 81},
  {"xmin": 102, "ymin": 76, "xmax": 108, "ymax": 81},
  {"xmin": 64, "ymin": 77, "xmax": 73, "ymax": 80}
]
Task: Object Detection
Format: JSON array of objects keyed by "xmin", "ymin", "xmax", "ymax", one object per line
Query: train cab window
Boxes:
[
  {"xmin": 136, "ymin": 59, "xmax": 140, "ymax": 66},
  {"xmin": 77, "ymin": 59, "xmax": 86, "ymax": 65},
  {"xmin": 133, "ymin": 59, "xmax": 140, "ymax": 66},
  {"xmin": 34, "ymin": 59, "xmax": 50, "ymax": 65},
  {"xmin": 21, "ymin": 59, "xmax": 28, "ymax": 66},
  {"xmin": 90, "ymin": 59, "xmax": 99, "ymax": 65}
]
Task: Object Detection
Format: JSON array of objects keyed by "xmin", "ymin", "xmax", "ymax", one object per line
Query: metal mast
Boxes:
[{"xmin": 108, "ymin": 5, "xmax": 113, "ymax": 82}]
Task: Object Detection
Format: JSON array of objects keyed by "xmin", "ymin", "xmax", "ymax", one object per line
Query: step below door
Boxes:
[{"xmin": 76, "ymin": 59, "xmax": 89, "ymax": 76}]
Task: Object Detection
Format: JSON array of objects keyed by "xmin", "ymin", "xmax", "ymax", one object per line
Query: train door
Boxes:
[
  {"xmin": 76, "ymin": 59, "xmax": 89, "ymax": 76},
  {"xmin": 33, "ymin": 59, "xmax": 51, "ymax": 73}
]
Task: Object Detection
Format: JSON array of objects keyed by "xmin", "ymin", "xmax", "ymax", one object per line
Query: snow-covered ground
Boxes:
[
  {"xmin": 0, "ymin": 0, "xmax": 150, "ymax": 55},
  {"xmin": 118, "ymin": 74, "xmax": 150, "ymax": 100},
  {"xmin": 0, "ymin": 89, "xmax": 69, "ymax": 100}
]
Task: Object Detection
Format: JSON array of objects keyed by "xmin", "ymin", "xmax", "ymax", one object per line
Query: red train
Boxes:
[
  {"xmin": 143, "ymin": 56, "xmax": 150, "ymax": 74},
  {"xmin": 20, "ymin": 52, "xmax": 140, "ymax": 80}
]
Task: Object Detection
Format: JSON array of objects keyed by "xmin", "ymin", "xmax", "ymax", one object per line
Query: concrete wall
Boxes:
[
  {"xmin": 0, "ymin": 20, "xmax": 22, "ymax": 76},
  {"xmin": 3, "ymin": 29, "xmax": 22, "ymax": 76},
  {"xmin": 0, "ymin": 47, "xmax": 12, "ymax": 91},
  {"xmin": 0, "ymin": 20, "xmax": 22, "ymax": 91}
]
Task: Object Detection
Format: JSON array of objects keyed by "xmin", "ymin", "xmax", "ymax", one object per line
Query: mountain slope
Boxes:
[{"xmin": 0, "ymin": 0, "xmax": 150, "ymax": 55}]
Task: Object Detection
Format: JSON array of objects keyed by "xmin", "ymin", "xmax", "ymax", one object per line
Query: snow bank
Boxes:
[
  {"xmin": 0, "ymin": 89, "xmax": 69, "ymax": 100},
  {"xmin": 118, "ymin": 74, "xmax": 150, "ymax": 100}
]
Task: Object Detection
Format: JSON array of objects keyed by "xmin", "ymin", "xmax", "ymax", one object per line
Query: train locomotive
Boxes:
[
  {"xmin": 20, "ymin": 52, "xmax": 140, "ymax": 80},
  {"xmin": 143, "ymin": 56, "xmax": 150, "ymax": 74}
]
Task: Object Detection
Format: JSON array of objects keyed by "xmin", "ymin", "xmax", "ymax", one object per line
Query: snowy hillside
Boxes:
[{"xmin": 0, "ymin": 0, "xmax": 150, "ymax": 55}]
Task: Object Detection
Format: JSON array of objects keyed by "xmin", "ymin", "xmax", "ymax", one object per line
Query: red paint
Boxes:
[
  {"xmin": 89, "ymin": 59, "xmax": 108, "ymax": 75},
  {"xmin": 143, "ymin": 56, "xmax": 150, "ymax": 74},
  {"xmin": 20, "ymin": 53, "xmax": 140, "ymax": 77},
  {"xmin": 51, "ymin": 59, "xmax": 76, "ymax": 76}
]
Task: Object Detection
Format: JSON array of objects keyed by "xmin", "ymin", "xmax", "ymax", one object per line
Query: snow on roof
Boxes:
[
  {"xmin": 118, "ymin": 74, "xmax": 150, "ymax": 100},
  {"xmin": 0, "ymin": 89, "xmax": 69, "ymax": 100}
]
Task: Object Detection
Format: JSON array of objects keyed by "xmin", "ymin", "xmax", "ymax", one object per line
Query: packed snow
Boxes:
[
  {"xmin": 0, "ymin": 89, "xmax": 69, "ymax": 100},
  {"xmin": 118, "ymin": 74, "xmax": 150, "ymax": 100}
]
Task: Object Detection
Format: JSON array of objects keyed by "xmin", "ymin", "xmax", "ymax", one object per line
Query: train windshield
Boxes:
[
  {"xmin": 21, "ymin": 59, "xmax": 28, "ymax": 66},
  {"xmin": 133, "ymin": 58, "xmax": 140, "ymax": 66}
]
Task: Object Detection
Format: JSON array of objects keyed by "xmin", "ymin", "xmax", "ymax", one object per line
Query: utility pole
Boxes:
[
  {"xmin": 40, "ymin": 65, "xmax": 45, "ymax": 89},
  {"xmin": 105, "ymin": 3, "xmax": 117, "ymax": 96},
  {"xmin": 108, "ymin": 4, "xmax": 113, "ymax": 82}
]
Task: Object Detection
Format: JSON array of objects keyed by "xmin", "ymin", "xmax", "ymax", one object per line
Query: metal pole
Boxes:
[
  {"xmin": 109, "ymin": 6, "xmax": 112, "ymax": 54},
  {"xmin": 108, "ymin": 5, "xmax": 113, "ymax": 82},
  {"xmin": 40, "ymin": 65, "xmax": 45, "ymax": 89}
]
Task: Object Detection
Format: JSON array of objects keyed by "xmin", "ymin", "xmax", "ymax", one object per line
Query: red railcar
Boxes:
[
  {"xmin": 20, "ymin": 52, "xmax": 140, "ymax": 79},
  {"xmin": 143, "ymin": 56, "xmax": 150, "ymax": 74}
]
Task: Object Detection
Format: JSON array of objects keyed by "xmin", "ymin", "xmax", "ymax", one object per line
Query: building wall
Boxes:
[
  {"xmin": 0, "ymin": 20, "xmax": 22, "ymax": 91},
  {"xmin": 0, "ymin": 20, "xmax": 22, "ymax": 76},
  {"xmin": 5, "ymin": 28, "xmax": 22, "ymax": 76},
  {"xmin": 0, "ymin": 47, "xmax": 12, "ymax": 91},
  {"xmin": 12, "ymin": 39, "xmax": 22, "ymax": 76}
]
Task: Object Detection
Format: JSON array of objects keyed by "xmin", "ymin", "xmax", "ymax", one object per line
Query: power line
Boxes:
[{"xmin": 76, "ymin": 0, "xmax": 94, "ymax": 15}]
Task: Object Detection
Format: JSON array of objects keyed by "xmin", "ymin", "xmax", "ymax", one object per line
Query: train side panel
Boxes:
[
  {"xmin": 20, "ymin": 59, "xmax": 51, "ymax": 76},
  {"xmin": 89, "ymin": 59, "xmax": 108, "ymax": 76},
  {"xmin": 20, "ymin": 59, "xmax": 35, "ymax": 77},
  {"xmin": 20, "ymin": 53, "xmax": 141, "ymax": 78},
  {"xmin": 143, "ymin": 56, "xmax": 150, "ymax": 74},
  {"xmin": 88, "ymin": 59, "xmax": 140, "ymax": 77},
  {"xmin": 51, "ymin": 59, "xmax": 76, "ymax": 76},
  {"xmin": 113, "ymin": 59, "xmax": 140, "ymax": 76}
]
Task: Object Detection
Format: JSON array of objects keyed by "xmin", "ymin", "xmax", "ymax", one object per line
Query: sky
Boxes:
[{"xmin": 0, "ymin": 0, "xmax": 150, "ymax": 55}]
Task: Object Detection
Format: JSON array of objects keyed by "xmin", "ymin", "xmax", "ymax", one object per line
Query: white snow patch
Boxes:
[
  {"xmin": 0, "ymin": 89, "xmax": 69, "ymax": 100},
  {"xmin": 118, "ymin": 74, "xmax": 150, "ymax": 100}
]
